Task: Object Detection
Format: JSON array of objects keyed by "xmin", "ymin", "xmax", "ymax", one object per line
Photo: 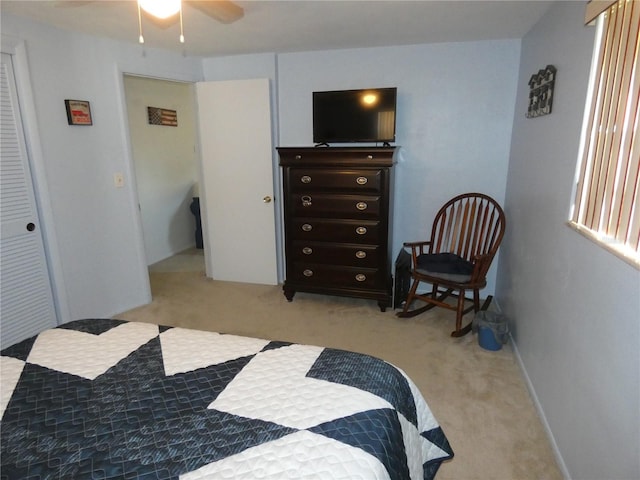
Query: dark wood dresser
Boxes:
[{"xmin": 277, "ymin": 146, "xmax": 397, "ymax": 311}]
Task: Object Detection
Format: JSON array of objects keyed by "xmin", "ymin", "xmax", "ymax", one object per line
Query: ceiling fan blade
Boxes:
[
  {"xmin": 186, "ymin": 0, "xmax": 244, "ymax": 24},
  {"xmin": 52, "ymin": 1, "xmax": 96, "ymax": 7}
]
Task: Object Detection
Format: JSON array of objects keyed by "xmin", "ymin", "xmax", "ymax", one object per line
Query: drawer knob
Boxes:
[
  {"xmin": 356, "ymin": 202, "xmax": 368, "ymax": 211},
  {"xmin": 302, "ymin": 247, "xmax": 313, "ymax": 255},
  {"xmin": 355, "ymin": 274, "xmax": 366, "ymax": 282},
  {"xmin": 301, "ymin": 175, "xmax": 312, "ymax": 184},
  {"xmin": 356, "ymin": 226, "xmax": 367, "ymax": 235},
  {"xmin": 355, "ymin": 250, "xmax": 367, "ymax": 259},
  {"xmin": 367, "ymin": 155, "xmax": 373, "ymax": 159},
  {"xmin": 302, "ymin": 195, "xmax": 312, "ymax": 207},
  {"xmin": 302, "ymin": 223, "xmax": 313, "ymax": 232},
  {"xmin": 295, "ymin": 155, "xmax": 302, "ymax": 160},
  {"xmin": 356, "ymin": 176, "xmax": 368, "ymax": 185},
  {"xmin": 303, "ymin": 269, "xmax": 314, "ymax": 277}
]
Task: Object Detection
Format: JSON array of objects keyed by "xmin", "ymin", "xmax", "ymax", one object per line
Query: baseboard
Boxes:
[
  {"xmin": 509, "ymin": 334, "xmax": 572, "ymax": 480},
  {"xmin": 172, "ymin": 242, "xmax": 198, "ymax": 255}
]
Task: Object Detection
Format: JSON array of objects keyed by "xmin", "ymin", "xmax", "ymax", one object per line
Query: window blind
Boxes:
[{"xmin": 572, "ymin": 0, "xmax": 640, "ymax": 265}]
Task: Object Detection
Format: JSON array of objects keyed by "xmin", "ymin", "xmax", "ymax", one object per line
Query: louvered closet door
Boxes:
[{"xmin": 0, "ymin": 52, "xmax": 56, "ymax": 349}]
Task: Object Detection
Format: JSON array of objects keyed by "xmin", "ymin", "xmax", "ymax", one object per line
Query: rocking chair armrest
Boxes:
[
  {"xmin": 403, "ymin": 241, "xmax": 432, "ymax": 263},
  {"xmin": 403, "ymin": 241, "xmax": 431, "ymax": 252}
]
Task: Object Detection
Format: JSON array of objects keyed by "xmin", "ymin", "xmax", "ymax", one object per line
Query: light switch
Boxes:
[{"xmin": 114, "ymin": 173, "xmax": 124, "ymax": 188}]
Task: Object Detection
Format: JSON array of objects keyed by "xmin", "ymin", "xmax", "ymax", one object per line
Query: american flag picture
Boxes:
[{"xmin": 147, "ymin": 106, "xmax": 178, "ymax": 126}]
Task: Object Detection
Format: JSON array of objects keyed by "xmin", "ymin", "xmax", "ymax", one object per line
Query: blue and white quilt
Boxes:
[{"xmin": 1, "ymin": 319, "xmax": 453, "ymax": 479}]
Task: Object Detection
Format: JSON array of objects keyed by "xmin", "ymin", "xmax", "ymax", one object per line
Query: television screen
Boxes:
[{"xmin": 313, "ymin": 88, "xmax": 397, "ymax": 144}]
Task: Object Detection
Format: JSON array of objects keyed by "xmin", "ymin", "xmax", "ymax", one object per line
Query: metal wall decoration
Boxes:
[
  {"xmin": 526, "ymin": 65, "xmax": 556, "ymax": 118},
  {"xmin": 147, "ymin": 106, "xmax": 178, "ymax": 126}
]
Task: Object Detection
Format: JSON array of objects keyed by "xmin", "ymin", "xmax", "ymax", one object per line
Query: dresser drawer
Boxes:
[
  {"xmin": 290, "ymin": 242, "xmax": 380, "ymax": 268},
  {"xmin": 279, "ymin": 149, "xmax": 393, "ymax": 166},
  {"xmin": 291, "ymin": 218, "xmax": 381, "ymax": 243},
  {"xmin": 289, "ymin": 168, "xmax": 382, "ymax": 193},
  {"xmin": 291, "ymin": 193, "xmax": 381, "ymax": 219},
  {"xmin": 290, "ymin": 264, "xmax": 382, "ymax": 289}
]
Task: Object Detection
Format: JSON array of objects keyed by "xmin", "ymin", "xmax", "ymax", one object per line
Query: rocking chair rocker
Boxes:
[{"xmin": 397, "ymin": 193, "xmax": 506, "ymax": 337}]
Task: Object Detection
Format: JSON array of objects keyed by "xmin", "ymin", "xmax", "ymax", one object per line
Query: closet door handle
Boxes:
[{"xmin": 26, "ymin": 223, "xmax": 36, "ymax": 232}]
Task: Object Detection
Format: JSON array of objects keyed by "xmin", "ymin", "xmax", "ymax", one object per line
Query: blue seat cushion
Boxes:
[{"xmin": 415, "ymin": 253, "xmax": 473, "ymax": 283}]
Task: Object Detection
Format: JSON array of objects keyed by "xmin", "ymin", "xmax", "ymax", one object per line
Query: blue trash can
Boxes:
[{"xmin": 473, "ymin": 310, "xmax": 509, "ymax": 351}]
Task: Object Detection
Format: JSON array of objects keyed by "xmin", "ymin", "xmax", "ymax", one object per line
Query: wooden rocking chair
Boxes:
[{"xmin": 397, "ymin": 193, "xmax": 506, "ymax": 337}]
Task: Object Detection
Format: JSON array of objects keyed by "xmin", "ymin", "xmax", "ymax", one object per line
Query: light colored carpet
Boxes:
[
  {"xmin": 148, "ymin": 247, "xmax": 205, "ymax": 273},
  {"xmin": 116, "ymin": 254, "xmax": 562, "ymax": 480}
]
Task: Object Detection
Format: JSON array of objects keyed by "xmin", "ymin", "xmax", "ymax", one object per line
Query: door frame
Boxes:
[
  {"xmin": 1, "ymin": 34, "xmax": 69, "ymax": 323},
  {"xmin": 115, "ymin": 66, "xmax": 203, "ymax": 304},
  {"xmin": 115, "ymin": 63, "xmax": 288, "ymax": 297},
  {"xmin": 122, "ymin": 74, "xmax": 200, "ymax": 269}
]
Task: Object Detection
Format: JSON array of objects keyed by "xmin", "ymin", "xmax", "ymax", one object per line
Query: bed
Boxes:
[{"xmin": 1, "ymin": 319, "xmax": 453, "ymax": 479}]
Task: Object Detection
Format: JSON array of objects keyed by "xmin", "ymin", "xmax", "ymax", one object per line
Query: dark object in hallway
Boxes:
[{"xmin": 190, "ymin": 197, "xmax": 203, "ymax": 249}]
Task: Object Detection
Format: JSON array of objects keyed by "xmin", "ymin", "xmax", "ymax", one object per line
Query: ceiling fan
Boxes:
[
  {"xmin": 55, "ymin": 0, "xmax": 243, "ymax": 45},
  {"xmin": 57, "ymin": 0, "xmax": 244, "ymax": 29}
]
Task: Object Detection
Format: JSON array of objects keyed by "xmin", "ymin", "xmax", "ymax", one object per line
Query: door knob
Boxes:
[{"xmin": 263, "ymin": 196, "xmax": 272, "ymax": 203}]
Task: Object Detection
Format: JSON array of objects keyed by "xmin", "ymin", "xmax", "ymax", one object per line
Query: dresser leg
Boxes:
[
  {"xmin": 378, "ymin": 301, "xmax": 388, "ymax": 312},
  {"xmin": 283, "ymin": 287, "xmax": 295, "ymax": 302}
]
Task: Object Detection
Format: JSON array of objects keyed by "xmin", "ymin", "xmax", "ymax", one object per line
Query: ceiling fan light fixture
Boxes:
[
  {"xmin": 137, "ymin": 0, "xmax": 185, "ymax": 45},
  {"xmin": 138, "ymin": 0, "xmax": 181, "ymax": 20}
]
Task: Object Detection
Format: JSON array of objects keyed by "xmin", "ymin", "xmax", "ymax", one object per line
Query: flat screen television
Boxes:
[{"xmin": 313, "ymin": 87, "xmax": 397, "ymax": 145}]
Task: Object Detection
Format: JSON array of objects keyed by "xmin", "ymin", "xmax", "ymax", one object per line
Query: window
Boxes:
[{"xmin": 571, "ymin": 0, "xmax": 640, "ymax": 267}]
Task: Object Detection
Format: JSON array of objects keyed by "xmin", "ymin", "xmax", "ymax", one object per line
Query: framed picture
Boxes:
[{"xmin": 65, "ymin": 99, "xmax": 92, "ymax": 125}]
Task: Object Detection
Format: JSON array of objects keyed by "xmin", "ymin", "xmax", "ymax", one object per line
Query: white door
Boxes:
[
  {"xmin": 0, "ymin": 53, "xmax": 57, "ymax": 349},
  {"xmin": 196, "ymin": 79, "xmax": 278, "ymax": 285}
]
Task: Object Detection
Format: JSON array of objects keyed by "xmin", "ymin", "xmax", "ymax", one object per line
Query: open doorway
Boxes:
[{"xmin": 123, "ymin": 74, "xmax": 204, "ymax": 284}]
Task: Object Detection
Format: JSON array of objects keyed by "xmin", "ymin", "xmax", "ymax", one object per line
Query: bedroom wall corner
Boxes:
[{"xmin": 276, "ymin": 41, "xmax": 521, "ymax": 295}]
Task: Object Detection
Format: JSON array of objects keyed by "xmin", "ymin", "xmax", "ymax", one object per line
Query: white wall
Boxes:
[
  {"xmin": 202, "ymin": 53, "xmax": 277, "ymax": 81},
  {"xmin": 498, "ymin": 3, "xmax": 640, "ymax": 479},
  {"xmin": 277, "ymin": 41, "xmax": 521, "ymax": 293},
  {"xmin": 124, "ymin": 76, "xmax": 198, "ymax": 265},
  {"xmin": 1, "ymin": 15, "xmax": 203, "ymax": 321}
]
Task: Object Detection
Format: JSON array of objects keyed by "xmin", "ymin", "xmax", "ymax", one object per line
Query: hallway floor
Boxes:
[{"xmin": 148, "ymin": 247, "xmax": 204, "ymax": 273}]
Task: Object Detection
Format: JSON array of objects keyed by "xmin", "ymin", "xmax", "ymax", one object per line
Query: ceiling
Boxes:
[{"xmin": 1, "ymin": 1, "xmax": 556, "ymax": 57}]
